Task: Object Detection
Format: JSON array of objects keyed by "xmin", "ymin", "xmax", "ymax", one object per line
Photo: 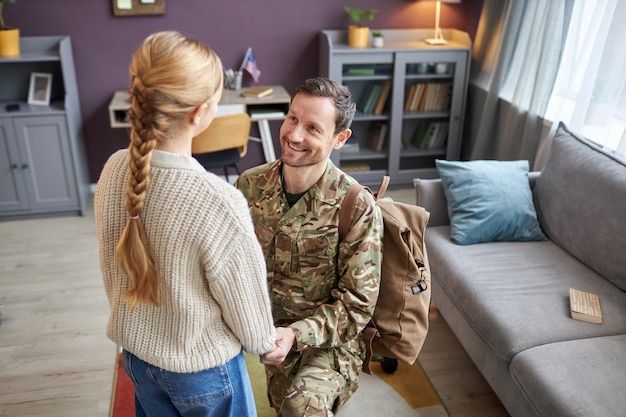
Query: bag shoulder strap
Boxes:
[
  {"xmin": 338, "ymin": 176, "xmax": 390, "ymax": 241},
  {"xmin": 339, "ymin": 183, "xmax": 364, "ymax": 241},
  {"xmin": 375, "ymin": 175, "xmax": 390, "ymax": 200}
]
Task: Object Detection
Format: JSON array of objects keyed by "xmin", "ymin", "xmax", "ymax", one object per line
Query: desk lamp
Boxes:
[{"xmin": 422, "ymin": 0, "xmax": 461, "ymax": 45}]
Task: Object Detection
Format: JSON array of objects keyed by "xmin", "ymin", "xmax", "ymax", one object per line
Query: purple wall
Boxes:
[{"xmin": 5, "ymin": 0, "xmax": 482, "ymax": 182}]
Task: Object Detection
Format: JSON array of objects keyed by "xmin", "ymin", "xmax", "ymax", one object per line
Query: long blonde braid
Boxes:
[{"xmin": 115, "ymin": 31, "xmax": 223, "ymax": 309}]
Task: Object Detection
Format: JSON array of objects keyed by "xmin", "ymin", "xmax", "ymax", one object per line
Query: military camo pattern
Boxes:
[{"xmin": 235, "ymin": 160, "xmax": 383, "ymax": 415}]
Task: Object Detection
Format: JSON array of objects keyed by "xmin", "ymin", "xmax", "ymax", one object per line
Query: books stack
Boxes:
[
  {"xmin": 342, "ymin": 134, "xmax": 360, "ymax": 153},
  {"xmin": 358, "ymin": 80, "xmax": 392, "ymax": 115},
  {"xmin": 341, "ymin": 161, "xmax": 371, "ymax": 172},
  {"xmin": 412, "ymin": 121, "xmax": 449, "ymax": 150},
  {"xmin": 241, "ymin": 86, "xmax": 274, "ymax": 98},
  {"xmin": 404, "ymin": 82, "xmax": 451, "ymax": 112}
]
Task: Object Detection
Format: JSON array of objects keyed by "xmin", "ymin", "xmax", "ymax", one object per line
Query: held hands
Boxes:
[{"xmin": 260, "ymin": 327, "xmax": 296, "ymax": 366}]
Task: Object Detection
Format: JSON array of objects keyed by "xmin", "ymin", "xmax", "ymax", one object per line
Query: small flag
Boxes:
[{"xmin": 239, "ymin": 47, "xmax": 261, "ymax": 83}]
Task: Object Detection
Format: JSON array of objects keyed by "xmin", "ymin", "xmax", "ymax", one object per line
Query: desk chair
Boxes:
[{"xmin": 192, "ymin": 113, "xmax": 252, "ymax": 182}]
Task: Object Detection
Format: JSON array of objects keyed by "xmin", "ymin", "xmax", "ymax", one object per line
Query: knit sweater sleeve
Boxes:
[{"xmin": 199, "ymin": 183, "xmax": 277, "ymax": 355}]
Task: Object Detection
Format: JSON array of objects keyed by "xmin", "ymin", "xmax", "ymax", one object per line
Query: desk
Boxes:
[{"xmin": 108, "ymin": 85, "xmax": 291, "ymax": 163}]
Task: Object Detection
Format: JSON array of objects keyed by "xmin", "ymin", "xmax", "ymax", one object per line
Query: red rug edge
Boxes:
[{"xmin": 111, "ymin": 351, "xmax": 135, "ymax": 417}]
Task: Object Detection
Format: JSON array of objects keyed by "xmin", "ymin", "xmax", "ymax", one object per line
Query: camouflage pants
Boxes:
[{"xmin": 265, "ymin": 347, "xmax": 362, "ymax": 417}]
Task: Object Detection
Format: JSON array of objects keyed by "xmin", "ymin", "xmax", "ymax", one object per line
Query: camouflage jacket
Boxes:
[{"xmin": 235, "ymin": 160, "xmax": 383, "ymax": 353}]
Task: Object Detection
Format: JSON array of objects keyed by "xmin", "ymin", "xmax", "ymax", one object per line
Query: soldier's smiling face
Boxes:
[{"xmin": 279, "ymin": 93, "xmax": 350, "ymax": 169}]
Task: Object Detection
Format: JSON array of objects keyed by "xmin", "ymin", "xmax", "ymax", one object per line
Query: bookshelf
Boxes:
[{"xmin": 319, "ymin": 29, "xmax": 471, "ymax": 186}]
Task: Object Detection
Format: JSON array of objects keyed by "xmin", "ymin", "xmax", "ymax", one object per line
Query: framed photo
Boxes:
[
  {"xmin": 112, "ymin": 0, "xmax": 165, "ymax": 16},
  {"xmin": 28, "ymin": 72, "xmax": 53, "ymax": 106}
]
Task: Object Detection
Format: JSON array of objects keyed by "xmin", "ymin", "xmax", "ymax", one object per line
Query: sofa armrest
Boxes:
[
  {"xmin": 529, "ymin": 171, "xmax": 540, "ymax": 189},
  {"xmin": 413, "ymin": 178, "xmax": 450, "ymax": 227}
]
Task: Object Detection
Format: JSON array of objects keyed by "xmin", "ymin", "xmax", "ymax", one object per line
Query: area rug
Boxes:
[{"xmin": 111, "ymin": 351, "xmax": 449, "ymax": 417}]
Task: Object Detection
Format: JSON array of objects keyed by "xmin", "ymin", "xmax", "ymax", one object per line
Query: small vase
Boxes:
[{"xmin": 372, "ymin": 37, "xmax": 384, "ymax": 48}]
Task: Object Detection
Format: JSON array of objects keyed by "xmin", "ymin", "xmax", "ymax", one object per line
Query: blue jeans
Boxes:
[{"xmin": 122, "ymin": 349, "xmax": 257, "ymax": 417}]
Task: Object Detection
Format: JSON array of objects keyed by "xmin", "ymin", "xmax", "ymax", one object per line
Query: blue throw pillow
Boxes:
[{"xmin": 435, "ymin": 159, "xmax": 546, "ymax": 245}]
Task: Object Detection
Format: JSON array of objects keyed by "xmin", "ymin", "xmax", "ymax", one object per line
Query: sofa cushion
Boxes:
[
  {"xmin": 534, "ymin": 122, "xmax": 626, "ymax": 290},
  {"xmin": 510, "ymin": 334, "xmax": 626, "ymax": 417},
  {"xmin": 435, "ymin": 159, "xmax": 546, "ymax": 245}
]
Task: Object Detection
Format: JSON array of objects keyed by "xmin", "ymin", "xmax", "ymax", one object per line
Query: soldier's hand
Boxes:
[{"xmin": 260, "ymin": 327, "xmax": 295, "ymax": 365}]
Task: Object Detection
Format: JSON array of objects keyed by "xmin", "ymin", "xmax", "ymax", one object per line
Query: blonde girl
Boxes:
[{"xmin": 94, "ymin": 31, "xmax": 276, "ymax": 417}]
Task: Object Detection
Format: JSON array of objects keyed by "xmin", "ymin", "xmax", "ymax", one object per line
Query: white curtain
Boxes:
[
  {"xmin": 464, "ymin": 0, "xmax": 573, "ymax": 166},
  {"xmin": 536, "ymin": 0, "xmax": 626, "ymax": 168}
]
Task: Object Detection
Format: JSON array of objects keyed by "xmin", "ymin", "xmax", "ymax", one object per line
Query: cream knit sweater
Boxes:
[{"xmin": 94, "ymin": 149, "xmax": 276, "ymax": 373}]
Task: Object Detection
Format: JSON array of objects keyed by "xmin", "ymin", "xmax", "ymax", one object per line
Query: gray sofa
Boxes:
[{"xmin": 414, "ymin": 122, "xmax": 626, "ymax": 417}]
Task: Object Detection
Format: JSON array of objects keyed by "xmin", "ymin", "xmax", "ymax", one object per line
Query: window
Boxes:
[{"xmin": 545, "ymin": 0, "xmax": 626, "ymax": 158}]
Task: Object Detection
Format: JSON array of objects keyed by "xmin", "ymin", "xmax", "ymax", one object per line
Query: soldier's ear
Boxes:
[{"xmin": 333, "ymin": 128, "xmax": 352, "ymax": 150}]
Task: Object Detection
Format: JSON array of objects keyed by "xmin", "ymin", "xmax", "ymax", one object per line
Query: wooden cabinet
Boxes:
[
  {"xmin": 319, "ymin": 29, "xmax": 471, "ymax": 186},
  {"xmin": 1, "ymin": 116, "xmax": 79, "ymax": 213},
  {"xmin": 0, "ymin": 36, "xmax": 89, "ymax": 219}
]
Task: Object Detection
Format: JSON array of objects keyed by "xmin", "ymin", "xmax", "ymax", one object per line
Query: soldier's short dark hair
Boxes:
[{"xmin": 292, "ymin": 77, "xmax": 356, "ymax": 135}]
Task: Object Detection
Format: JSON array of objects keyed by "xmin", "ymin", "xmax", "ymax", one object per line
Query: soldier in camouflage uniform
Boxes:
[{"xmin": 235, "ymin": 77, "xmax": 383, "ymax": 416}]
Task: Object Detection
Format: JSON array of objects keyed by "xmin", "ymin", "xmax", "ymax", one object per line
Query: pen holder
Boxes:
[{"xmin": 226, "ymin": 70, "xmax": 243, "ymax": 90}]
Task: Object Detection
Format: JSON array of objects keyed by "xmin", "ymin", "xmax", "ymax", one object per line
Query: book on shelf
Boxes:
[
  {"xmin": 407, "ymin": 83, "xmax": 427, "ymax": 111},
  {"xmin": 569, "ymin": 288, "xmax": 603, "ymax": 324},
  {"xmin": 405, "ymin": 82, "xmax": 452, "ymax": 112},
  {"xmin": 427, "ymin": 121, "xmax": 449, "ymax": 149},
  {"xmin": 376, "ymin": 122, "xmax": 388, "ymax": 151},
  {"xmin": 412, "ymin": 121, "xmax": 449, "ymax": 150},
  {"xmin": 425, "ymin": 83, "xmax": 440, "ymax": 111},
  {"xmin": 241, "ymin": 86, "xmax": 274, "ymax": 98},
  {"xmin": 368, "ymin": 121, "xmax": 388, "ymax": 151},
  {"xmin": 364, "ymin": 83, "xmax": 382, "ymax": 114},
  {"xmin": 412, "ymin": 121, "xmax": 435, "ymax": 149},
  {"xmin": 422, "ymin": 82, "xmax": 452, "ymax": 111},
  {"xmin": 404, "ymin": 84, "xmax": 416, "ymax": 111},
  {"xmin": 346, "ymin": 67, "xmax": 376, "ymax": 76},
  {"xmin": 357, "ymin": 83, "xmax": 375, "ymax": 113},
  {"xmin": 342, "ymin": 134, "xmax": 360, "ymax": 153},
  {"xmin": 341, "ymin": 161, "xmax": 371, "ymax": 172},
  {"xmin": 373, "ymin": 80, "xmax": 392, "ymax": 115},
  {"xmin": 359, "ymin": 81, "xmax": 392, "ymax": 114},
  {"xmin": 248, "ymin": 108, "xmax": 286, "ymax": 119},
  {"xmin": 415, "ymin": 83, "xmax": 429, "ymax": 111},
  {"xmin": 435, "ymin": 82, "xmax": 452, "ymax": 111}
]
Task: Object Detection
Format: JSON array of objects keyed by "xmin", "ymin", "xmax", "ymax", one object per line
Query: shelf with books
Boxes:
[
  {"xmin": 320, "ymin": 28, "xmax": 471, "ymax": 186},
  {"xmin": 405, "ymin": 118, "xmax": 449, "ymax": 151},
  {"xmin": 403, "ymin": 81, "xmax": 452, "ymax": 113},
  {"xmin": 346, "ymin": 79, "xmax": 393, "ymax": 116},
  {"xmin": 340, "ymin": 121, "xmax": 389, "ymax": 162}
]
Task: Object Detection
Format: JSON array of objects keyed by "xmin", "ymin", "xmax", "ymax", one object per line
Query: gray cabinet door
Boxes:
[
  {"xmin": 13, "ymin": 116, "xmax": 79, "ymax": 211},
  {"xmin": 0, "ymin": 118, "xmax": 29, "ymax": 212}
]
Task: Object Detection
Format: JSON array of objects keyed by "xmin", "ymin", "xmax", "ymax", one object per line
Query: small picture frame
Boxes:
[
  {"xmin": 112, "ymin": 0, "xmax": 165, "ymax": 16},
  {"xmin": 28, "ymin": 72, "xmax": 53, "ymax": 106}
]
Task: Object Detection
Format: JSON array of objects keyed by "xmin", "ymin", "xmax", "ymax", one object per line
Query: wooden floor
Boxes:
[{"xmin": 0, "ymin": 188, "xmax": 509, "ymax": 417}]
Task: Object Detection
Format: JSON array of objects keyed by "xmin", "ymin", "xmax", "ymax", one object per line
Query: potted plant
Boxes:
[
  {"xmin": 0, "ymin": 0, "xmax": 19, "ymax": 57},
  {"xmin": 372, "ymin": 31, "xmax": 384, "ymax": 48},
  {"xmin": 345, "ymin": 6, "xmax": 377, "ymax": 48}
]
